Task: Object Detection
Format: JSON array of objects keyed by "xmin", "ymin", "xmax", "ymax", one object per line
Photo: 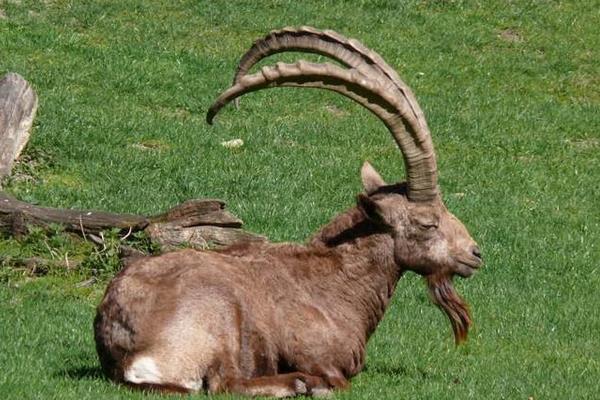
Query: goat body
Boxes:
[
  {"xmin": 95, "ymin": 207, "xmax": 400, "ymax": 395},
  {"xmin": 95, "ymin": 27, "xmax": 483, "ymax": 397}
]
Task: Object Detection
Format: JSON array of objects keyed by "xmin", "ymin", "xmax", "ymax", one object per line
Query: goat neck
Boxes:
[{"xmin": 309, "ymin": 206, "xmax": 402, "ymax": 339}]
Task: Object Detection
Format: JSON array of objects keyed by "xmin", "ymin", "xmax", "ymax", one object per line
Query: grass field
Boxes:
[{"xmin": 1, "ymin": 0, "xmax": 598, "ymax": 399}]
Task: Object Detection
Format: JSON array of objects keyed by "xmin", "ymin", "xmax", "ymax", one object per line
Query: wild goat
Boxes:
[{"xmin": 94, "ymin": 27, "xmax": 483, "ymax": 397}]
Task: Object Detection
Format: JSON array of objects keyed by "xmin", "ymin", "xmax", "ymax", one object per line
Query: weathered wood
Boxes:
[
  {"xmin": 150, "ymin": 198, "xmax": 243, "ymax": 228},
  {"xmin": 145, "ymin": 222, "xmax": 266, "ymax": 251},
  {"xmin": 0, "ymin": 192, "xmax": 149, "ymax": 237},
  {"xmin": 0, "ymin": 191, "xmax": 265, "ymax": 249},
  {"xmin": 0, "ymin": 73, "xmax": 38, "ymax": 181}
]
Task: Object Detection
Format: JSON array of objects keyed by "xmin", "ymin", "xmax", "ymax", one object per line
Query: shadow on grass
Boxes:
[
  {"xmin": 364, "ymin": 362, "xmax": 445, "ymax": 381},
  {"xmin": 363, "ymin": 363, "xmax": 409, "ymax": 376},
  {"xmin": 58, "ymin": 365, "xmax": 104, "ymax": 381}
]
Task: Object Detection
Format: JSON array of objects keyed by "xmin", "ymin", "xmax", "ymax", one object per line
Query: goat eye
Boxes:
[{"xmin": 421, "ymin": 223, "xmax": 438, "ymax": 230}]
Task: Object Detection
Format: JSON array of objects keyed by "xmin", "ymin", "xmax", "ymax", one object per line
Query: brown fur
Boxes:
[
  {"xmin": 94, "ymin": 164, "xmax": 482, "ymax": 397},
  {"xmin": 426, "ymin": 274, "xmax": 472, "ymax": 344},
  {"xmin": 126, "ymin": 382, "xmax": 192, "ymax": 395}
]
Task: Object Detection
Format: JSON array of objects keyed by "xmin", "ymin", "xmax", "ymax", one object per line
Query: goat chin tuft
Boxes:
[{"xmin": 426, "ymin": 274, "xmax": 472, "ymax": 344}]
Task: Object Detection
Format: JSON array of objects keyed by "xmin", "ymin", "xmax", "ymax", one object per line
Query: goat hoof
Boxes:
[
  {"xmin": 311, "ymin": 387, "xmax": 333, "ymax": 397},
  {"xmin": 293, "ymin": 374, "xmax": 332, "ymax": 397},
  {"xmin": 293, "ymin": 378, "xmax": 308, "ymax": 395}
]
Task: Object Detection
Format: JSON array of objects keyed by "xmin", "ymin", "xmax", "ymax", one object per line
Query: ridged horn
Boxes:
[
  {"xmin": 207, "ymin": 60, "xmax": 437, "ymax": 202},
  {"xmin": 233, "ymin": 26, "xmax": 431, "ymax": 151},
  {"xmin": 234, "ymin": 26, "xmax": 388, "ymax": 83}
]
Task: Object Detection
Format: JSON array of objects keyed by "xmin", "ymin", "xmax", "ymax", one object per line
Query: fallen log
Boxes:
[
  {"xmin": 146, "ymin": 198, "xmax": 266, "ymax": 250},
  {"xmin": 0, "ymin": 191, "xmax": 148, "ymax": 237},
  {"xmin": 146, "ymin": 223, "xmax": 265, "ymax": 251},
  {"xmin": 0, "ymin": 191, "xmax": 266, "ymax": 249},
  {"xmin": 0, "ymin": 73, "xmax": 38, "ymax": 182}
]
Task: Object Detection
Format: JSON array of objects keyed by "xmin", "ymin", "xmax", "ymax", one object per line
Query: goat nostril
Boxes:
[{"xmin": 472, "ymin": 246, "xmax": 482, "ymax": 260}]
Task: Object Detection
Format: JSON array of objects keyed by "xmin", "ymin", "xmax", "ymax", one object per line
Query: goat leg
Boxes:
[
  {"xmin": 308, "ymin": 365, "xmax": 350, "ymax": 392},
  {"xmin": 218, "ymin": 372, "xmax": 331, "ymax": 397}
]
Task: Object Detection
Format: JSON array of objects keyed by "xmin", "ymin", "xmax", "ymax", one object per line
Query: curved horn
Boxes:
[
  {"xmin": 208, "ymin": 61, "xmax": 437, "ymax": 201},
  {"xmin": 234, "ymin": 26, "xmax": 389, "ymax": 83},
  {"xmin": 233, "ymin": 26, "xmax": 431, "ymax": 146}
]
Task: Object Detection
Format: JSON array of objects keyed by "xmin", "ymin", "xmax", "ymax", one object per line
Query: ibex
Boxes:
[{"xmin": 94, "ymin": 27, "xmax": 483, "ymax": 397}]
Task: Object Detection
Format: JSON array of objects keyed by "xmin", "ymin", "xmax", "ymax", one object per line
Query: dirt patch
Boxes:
[
  {"xmin": 0, "ymin": 8, "xmax": 6, "ymax": 19},
  {"xmin": 498, "ymin": 28, "xmax": 523, "ymax": 43},
  {"xmin": 569, "ymin": 71, "xmax": 600, "ymax": 102},
  {"xmin": 325, "ymin": 104, "xmax": 349, "ymax": 117},
  {"xmin": 516, "ymin": 154, "xmax": 538, "ymax": 163},
  {"xmin": 131, "ymin": 139, "xmax": 170, "ymax": 151},
  {"xmin": 154, "ymin": 105, "xmax": 191, "ymax": 120},
  {"xmin": 566, "ymin": 138, "xmax": 599, "ymax": 150}
]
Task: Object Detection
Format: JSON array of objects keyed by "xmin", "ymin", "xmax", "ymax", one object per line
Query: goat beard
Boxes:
[{"xmin": 426, "ymin": 273, "xmax": 472, "ymax": 345}]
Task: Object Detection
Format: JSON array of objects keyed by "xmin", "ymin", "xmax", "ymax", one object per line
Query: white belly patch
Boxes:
[{"xmin": 125, "ymin": 356, "xmax": 162, "ymax": 384}]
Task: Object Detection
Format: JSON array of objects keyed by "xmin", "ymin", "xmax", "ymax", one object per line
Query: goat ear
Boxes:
[
  {"xmin": 357, "ymin": 194, "xmax": 390, "ymax": 227},
  {"xmin": 361, "ymin": 161, "xmax": 386, "ymax": 195}
]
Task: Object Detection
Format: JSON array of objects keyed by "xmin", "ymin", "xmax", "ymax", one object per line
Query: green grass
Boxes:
[{"xmin": 1, "ymin": 0, "xmax": 598, "ymax": 398}]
